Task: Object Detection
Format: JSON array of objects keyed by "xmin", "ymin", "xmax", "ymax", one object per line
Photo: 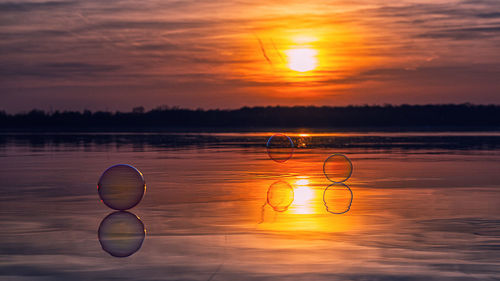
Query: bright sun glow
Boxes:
[{"xmin": 286, "ymin": 48, "xmax": 318, "ymax": 72}]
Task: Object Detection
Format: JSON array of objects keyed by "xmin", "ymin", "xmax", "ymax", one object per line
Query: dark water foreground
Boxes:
[{"xmin": 0, "ymin": 132, "xmax": 499, "ymax": 280}]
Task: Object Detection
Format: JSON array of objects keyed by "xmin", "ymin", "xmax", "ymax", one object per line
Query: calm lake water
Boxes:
[{"xmin": 1, "ymin": 132, "xmax": 500, "ymax": 281}]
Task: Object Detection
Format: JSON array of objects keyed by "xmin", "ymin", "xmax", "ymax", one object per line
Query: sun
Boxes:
[{"xmin": 286, "ymin": 48, "xmax": 318, "ymax": 72}]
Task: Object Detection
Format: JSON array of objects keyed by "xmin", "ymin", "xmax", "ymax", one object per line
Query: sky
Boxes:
[{"xmin": 0, "ymin": 0, "xmax": 499, "ymax": 113}]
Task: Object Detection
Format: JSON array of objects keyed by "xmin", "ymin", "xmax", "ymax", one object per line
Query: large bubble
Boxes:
[
  {"xmin": 323, "ymin": 183, "xmax": 353, "ymax": 214},
  {"xmin": 98, "ymin": 211, "xmax": 146, "ymax": 257},
  {"xmin": 267, "ymin": 180, "xmax": 294, "ymax": 212},
  {"xmin": 98, "ymin": 164, "xmax": 146, "ymax": 210},
  {"xmin": 323, "ymin": 153, "xmax": 353, "ymax": 183},
  {"xmin": 266, "ymin": 134, "xmax": 294, "ymax": 163}
]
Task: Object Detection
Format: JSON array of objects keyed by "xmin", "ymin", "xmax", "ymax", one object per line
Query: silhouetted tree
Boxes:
[{"xmin": 1, "ymin": 104, "xmax": 499, "ymax": 131}]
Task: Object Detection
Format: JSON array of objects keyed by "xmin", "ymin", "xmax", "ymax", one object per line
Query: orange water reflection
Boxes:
[{"xmin": 255, "ymin": 150, "xmax": 359, "ymax": 233}]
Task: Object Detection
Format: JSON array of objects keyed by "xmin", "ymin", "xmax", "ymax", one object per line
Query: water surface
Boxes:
[{"xmin": 1, "ymin": 132, "xmax": 499, "ymax": 280}]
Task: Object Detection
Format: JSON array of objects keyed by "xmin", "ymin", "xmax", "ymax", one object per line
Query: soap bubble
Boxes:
[
  {"xmin": 266, "ymin": 134, "xmax": 294, "ymax": 163},
  {"xmin": 98, "ymin": 164, "xmax": 146, "ymax": 210},
  {"xmin": 323, "ymin": 183, "xmax": 353, "ymax": 214},
  {"xmin": 267, "ymin": 180, "xmax": 294, "ymax": 212},
  {"xmin": 323, "ymin": 153, "xmax": 352, "ymax": 183},
  {"xmin": 98, "ymin": 211, "xmax": 146, "ymax": 257}
]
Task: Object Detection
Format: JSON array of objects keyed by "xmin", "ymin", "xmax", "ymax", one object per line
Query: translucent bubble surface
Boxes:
[
  {"xmin": 266, "ymin": 134, "xmax": 294, "ymax": 163},
  {"xmin": 98, "ymin": 164, "xmax": 146, "ymax": 210},
  {"xmin": 267, "ymin": 180, "xmax": 294, "ymax": 212},
  {"xmin": 323, "ymin": 153, "xmax": 353, "ymax": 183},
  {"xmin": 323, "ymin": 183, "xmax": 353, "ymax": 214},
  {"xmin": 98, "ymin": 211, "xmax": 146, "ymax": 257}
]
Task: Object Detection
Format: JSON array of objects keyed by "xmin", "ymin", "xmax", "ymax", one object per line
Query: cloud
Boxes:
[
  {"xmin": 475, "ymin": 12, "xmax": 500, "ymax": 19},
  {"xmin": 0, "ymin": 30, "xmax": 69, "ymax": 41},
  {"xmin": 0, "ymin": 62, "xmax": 121, "ymax": 78},
  {"xmin": 418, "ymin": 26, "xmax": 500, "ymax": 40},
  {"xmin": 0, "ymin": 1, "xmax": 75, "ymax": 12},
  {"xmin": 75, "ymin": 19, "xmax": 218, "ymax": 33}
]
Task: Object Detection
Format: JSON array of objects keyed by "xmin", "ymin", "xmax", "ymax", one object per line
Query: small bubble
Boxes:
[
  {"xmin": 323, "ymin": 183, "xmax": 353, "ymax": 215},
  {"xmin": 267, "ymin": 180, "xmax": 294, "ymax": 212},
  {"xmin": 323, "ymin": 153, "xmax": 352, "ymax": 183},
  {"xmin": 98, "ymin": 164, "xmax": 146, "ymax": 210},
  {"xmin": 98, "ymin": 211, "xmax": 146, "ymax": 257},
  {"xmin": 266, "ymin": 134, "xmax": 294, "ymax": 163}
]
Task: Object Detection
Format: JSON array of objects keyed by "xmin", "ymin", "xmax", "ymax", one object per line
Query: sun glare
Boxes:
[{"xmin": 286, "ymin": 48, "xmax": 318, "ymax": 72}]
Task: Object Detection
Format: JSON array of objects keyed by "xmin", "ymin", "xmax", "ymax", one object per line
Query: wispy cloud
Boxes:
[{"xmin": 0, "ymin": 1, "xmax": 75, "ymax": 12}]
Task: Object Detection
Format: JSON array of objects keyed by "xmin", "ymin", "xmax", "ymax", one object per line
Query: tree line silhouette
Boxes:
[{"xmin": 1, "ymin": 104, "xmax": 499, "ymax": 131}]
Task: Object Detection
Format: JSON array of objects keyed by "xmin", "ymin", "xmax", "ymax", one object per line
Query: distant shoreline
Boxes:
[
  {"xmin": 2, "ymin": 126, "xmax": 500, "ymax": 133},
  {"xmin": 2, "ymin": 104, "xmax": 499, "ymax": 131}
]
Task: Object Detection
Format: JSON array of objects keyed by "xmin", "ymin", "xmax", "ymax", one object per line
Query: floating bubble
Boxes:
[
  {"xmin": 98, "ymin": 164, "xmax": 146, "ymax": 210},
  {"xmin": 266, "ymin": 134, "xmax": 294, "ymax": 163},
  {"xmin": 267, "ymin": 180, "xmax": 294, "ymax": 212},
  {"xmin": 323, "ymin": 183, "xmax": 353, "ymax": 214},
  {"xmin": 98, "ymin": 211, "xmax": 146, "ymax": 257},
  {"xmin": 323, "ymin": 153, "xmax": 352, "ymax": 183}
]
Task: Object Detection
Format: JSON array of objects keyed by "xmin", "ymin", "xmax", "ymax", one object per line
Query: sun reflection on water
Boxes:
[
  {"xmin": 256, "ymin": 173, "xmax": 358, "ymax": 233},
  {"xmin": 289, "ymin": 177, "xmax": 317, "ymax": 215}
]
